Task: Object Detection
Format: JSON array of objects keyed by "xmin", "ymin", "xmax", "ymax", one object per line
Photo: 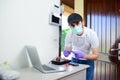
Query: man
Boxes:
[{"xmin": 63, "ymin": 13, "xmax": 99, "ymax": 80}]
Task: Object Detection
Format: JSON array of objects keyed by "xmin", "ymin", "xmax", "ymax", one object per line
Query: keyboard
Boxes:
[{"xmin": 42, "ymin": 65, "xmax": 55, "ymax": 71}]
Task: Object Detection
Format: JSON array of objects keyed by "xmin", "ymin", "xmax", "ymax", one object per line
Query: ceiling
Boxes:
[{"xmin": 61, "ymin": 0, "xmax": 74, "ymax": 9}]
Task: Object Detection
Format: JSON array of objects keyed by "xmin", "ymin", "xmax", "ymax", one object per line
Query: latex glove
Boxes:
[
  {"xmin": 72, "ymin": 51, "xmax": 85, "ymax": 59},
  {"xmin": 63, "ymin": 50, "xmax": 71, "ymax": 57}
]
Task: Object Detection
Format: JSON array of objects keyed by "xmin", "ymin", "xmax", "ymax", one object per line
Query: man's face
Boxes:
[
  {"xmin": 69, "ymin": 21, "xmax": 82, "ymax": 28},
  {"xmin": 70, "ymin": 21, "xmax": 84, "ymax": 36}
]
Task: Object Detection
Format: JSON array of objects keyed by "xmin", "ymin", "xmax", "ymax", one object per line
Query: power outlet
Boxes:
[{"xmin": 118, "ymin": 43, "xmax": 120, "ymax": 60}]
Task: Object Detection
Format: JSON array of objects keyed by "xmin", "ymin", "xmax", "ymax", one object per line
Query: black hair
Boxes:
[{"xmin": 68, "ymin": 13, "xmax": 83, "ymax": 25}]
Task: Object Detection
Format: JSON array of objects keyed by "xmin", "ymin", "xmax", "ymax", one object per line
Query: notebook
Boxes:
[{"xmin": 25, "ymin": 45, "xmax": 66, "ymax": 73}]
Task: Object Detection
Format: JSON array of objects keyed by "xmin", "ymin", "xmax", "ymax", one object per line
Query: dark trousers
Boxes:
[{"xmin": 72, "ymin": 57, "xmax": 94, "ymax": 80}]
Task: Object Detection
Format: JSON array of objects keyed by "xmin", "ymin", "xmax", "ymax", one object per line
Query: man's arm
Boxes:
[
  {"xmin": 84, "ymin": 30, "xmax": 99, "ymax": 60},
  {"xmin": 84, "ymin": 48, "xmax": 99, "ymax": 60}
]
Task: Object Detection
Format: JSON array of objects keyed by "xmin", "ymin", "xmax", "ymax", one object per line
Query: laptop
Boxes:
[{"xmin": 25, "ymin": 45, "xmax": 66, "ymax": 73}]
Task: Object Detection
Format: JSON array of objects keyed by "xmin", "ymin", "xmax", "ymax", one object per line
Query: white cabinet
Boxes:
[{"xmin": 58, "ymin": 69, "xmax": 86, "ymax": 80}]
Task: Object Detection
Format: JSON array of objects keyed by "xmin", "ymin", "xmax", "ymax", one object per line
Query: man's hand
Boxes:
[
  {"xmin": 63, "ymin": 50, "xmax": 71, "ymax": 57},
  {"xmin": 72, "ymin": 51, "xmax": 85, "ymax": 59}
]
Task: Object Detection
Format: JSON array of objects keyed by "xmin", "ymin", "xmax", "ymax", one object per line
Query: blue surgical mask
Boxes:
[{"xmin": 72, "ymin": 25, "xmax": 83, "ymax": 35}]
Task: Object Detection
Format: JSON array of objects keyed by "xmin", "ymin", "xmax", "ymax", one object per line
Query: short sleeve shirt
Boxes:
[{"xmin": 65, "ymin": 27, "xmax": 99, "ymax": 54}]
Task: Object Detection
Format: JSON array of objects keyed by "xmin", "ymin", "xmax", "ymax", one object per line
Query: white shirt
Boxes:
[{"xmin": 65, "ymin": 27, "xmax": 99, "ymax": 54}]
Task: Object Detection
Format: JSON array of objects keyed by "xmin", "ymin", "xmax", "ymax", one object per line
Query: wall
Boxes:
[
  {"xmin": 75, "ymin": 0, "xmax": 84, "ymax": 18},
  {"xmin": 75, "ymin": 0, "xmax": 85, "ymax": 25},
  {"xmin": 62, "ymin": 3, "xmax": 74, "ymax": 16},
  {"xmin": 0, "ymin": 0, "xmax": 60, "ymax": 69}
]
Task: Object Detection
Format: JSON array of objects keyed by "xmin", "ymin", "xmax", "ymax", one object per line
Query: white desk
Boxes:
[{"xmin": 18, "ymin": 64, "xmax": 89, "ymax": 80}]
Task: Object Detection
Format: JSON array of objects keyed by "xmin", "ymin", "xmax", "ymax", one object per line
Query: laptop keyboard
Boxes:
[{"xmin": 42, "ymin": 65, "xmax": 55, "ymax": 71}]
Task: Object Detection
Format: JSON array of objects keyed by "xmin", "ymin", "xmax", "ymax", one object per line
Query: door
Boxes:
[{"xmin": 84, "ymin": 0, "xmax": 120, "ymax": 80}]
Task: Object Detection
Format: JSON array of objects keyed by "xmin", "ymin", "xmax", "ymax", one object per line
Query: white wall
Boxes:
[{"xmin": 0, "ymin": 0, "xmax": 60, "ymax": 69}]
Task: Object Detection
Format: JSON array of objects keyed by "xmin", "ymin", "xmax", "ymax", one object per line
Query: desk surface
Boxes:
[{"xmin": 18, "ymin": 64, "xmax": 89, "ymax": 80}]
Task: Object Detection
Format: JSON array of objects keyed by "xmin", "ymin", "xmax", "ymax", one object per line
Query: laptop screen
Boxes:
[{"xmin": 25, "ymin": 46, "xmax": 42, "ymax": 68}]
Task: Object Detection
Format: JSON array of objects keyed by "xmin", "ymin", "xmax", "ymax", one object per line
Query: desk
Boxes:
[{"xmin": 18, "ymin": 64, "xmax": 89, "ymax": 80}]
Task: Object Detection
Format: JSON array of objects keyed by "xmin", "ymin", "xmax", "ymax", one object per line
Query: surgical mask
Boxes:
[{"xmin": 72, "ymin": 25, "xmax": 83, "ymax": 35}]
